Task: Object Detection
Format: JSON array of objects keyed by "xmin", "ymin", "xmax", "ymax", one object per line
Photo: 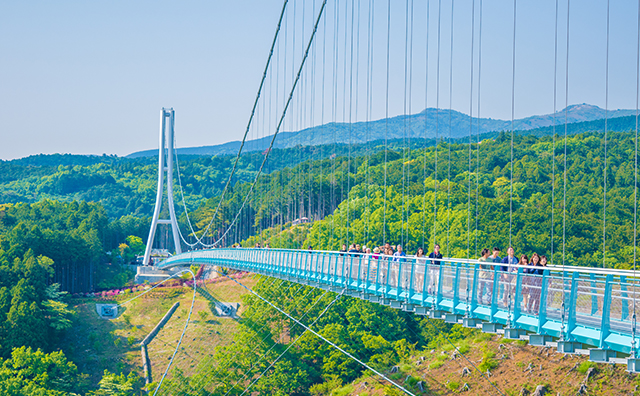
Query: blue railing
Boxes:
[{"xmin": 159, "ymin": 248, "xmax": 640, "ymax": 366}]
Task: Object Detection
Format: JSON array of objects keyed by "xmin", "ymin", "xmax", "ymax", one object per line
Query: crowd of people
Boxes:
[
  {"xmin": 249, "ymin": 241, "xmax": 548, "ymax": 315},
  {"xmin": 328, "ymin": 242, "xmax": 549, "ymax": 315}
]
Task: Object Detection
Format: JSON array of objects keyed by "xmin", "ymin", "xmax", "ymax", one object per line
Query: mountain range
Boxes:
[{"xmin": 127, "ymin": 103, "xmax": 637, "ymax": 158}]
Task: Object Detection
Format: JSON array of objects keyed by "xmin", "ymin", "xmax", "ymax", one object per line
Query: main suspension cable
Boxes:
[
  {"xmin": 187, "ymin": 0, "xmax": 290, "ymax": 247},
  {"xmin": 217, "ymin": 271, "xmax": 418, "ymax": 396},
  {"xmin": 212, "ymin": 0, "xmax": 328, "ymax": 246},
  {"xmin": 238, "ymin": 292, "xmax": 341, "ymax": 396}
]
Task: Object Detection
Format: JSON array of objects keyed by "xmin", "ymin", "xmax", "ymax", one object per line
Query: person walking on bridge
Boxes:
[
  {"xmin": 527, "ymin": 253, "xmax": 544, "ymax": 314},
  {"xmin": 482, "ymin": 247, "xmax": 501, "ymax": 303},
  {"xmin": 393, "ymin": 244, "xmax": 406, "ymax": 262},
  {"xmin": 427, "ymin": 244, "xmax": 443, "ymax": 294},
  {"xmin": 500, "ymin": 247, "xmax": 518, "ymax": 306},
  {"xmin": 478, "ymin": 248, "xmax": 492, "ymax": 305}
]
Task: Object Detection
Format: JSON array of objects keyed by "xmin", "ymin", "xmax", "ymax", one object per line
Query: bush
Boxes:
[
  {"xmin": 428, "ymin": 361, "xmax": 444, "ymax": 370},
  {"xmin": 127, "ymin": 336, "xmax": 136, "ymax": 346},
  {"xmin": 447, "ymin": 381, "xmax": 460, "ymax": 391},
  {"xmin": 458, "ymin": 342, "xmax": 470, "ymax": 354},
  {"xmin": 577, "ymin": 361, "xmax": 598, "ymax": 375},
  {"xmin": 478, "ymin": 351, "xmax": 499, "ymax": 372}
]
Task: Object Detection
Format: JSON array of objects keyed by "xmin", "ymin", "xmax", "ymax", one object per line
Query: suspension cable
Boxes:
[
  {"xmin": 173, "ymin": 137, "xmax": 201, "ymax": 248},
  {"xmin": 212, "ymin": 0, "xmax": 328, "ymax": 247},
  {"xmin": 433, "ymin": 0, "xmax": 442, "ymax": 252},
  {"xmin": 238, "ymin": 292, "xmax": 341, "ymax": 396},
  {"xmin": 383, "ymin": 0, "xmax": 391, "ymax": 246},
  {"xmin": 331, "ymin": 0, "xmax": 338, "ymax": 249},
  {"xmin": 507, "ymin": 0, "xmax": 517, "ymax": 330},
  {"xmin": 551, "ymin": 0, "xmax": 559, "ymax": 266},
  {"xmin": 561, "ymin": 0, "xmax": 570, "ymax": 341},
  {"xmin": 320, "ymin": 0, "xmax": 327, "ymax": 231},
  {"xmin": 508, "ymin": 0, "xmax": 516, "ymax": 250},
  {"xmin": 365, "ymin": 0, "xmax": 375, "ymax": 245},
  {"xmin": 447, "ymin": 0, "xmax": 454, "ymax": 257},
  {"xmin": 341, "ymin": 0, "xmax": 348, "ymax": 247},
  {"xmin": 475, "ymin": 0, "xmax": 482, "ymax": 257},
  {"xmin": 187, "ymin": 277, "xmax": 311, "ymax": 394},
  {"xmin": 227, "ymin": 290, "xmax": 333, "ymax": 395},
  {"xmin": 633, "ymin": 0, "xmax": 640, "ymax": 359},
  {"xmin": 422, "ymin": 0, "xmax": 430, "ymax": 250},
  {"xmin": 120, "ymin": 268, "xmax": 196, "ymax": 396},
  {"xmin": 347, "ymin": 0, "xmax": 355, "ymax": 247},
  {"xmin": 407, "ymin": 0, "xmax": 414, "ymax": 246},
  {"xmin": 217, "ymin": 271, "xmax": 418, "ymax": 396},
  {"xmin": 402, "ymin": 0, "xmax": 410, "ymax": 247},
  {"xmin": 184, "ymin": 0, "xmax": 289, "ymax": 247},
  {"xmin": 467, "ymin": 0, "xmax": 475, "ymax": 260},
  {"xmin": 465, "ymin": 0, "xmax": 475, "ymax": 320},
  {"xmin": 602, "ymin": 0, "xmax": 610, "ymax": 268}
]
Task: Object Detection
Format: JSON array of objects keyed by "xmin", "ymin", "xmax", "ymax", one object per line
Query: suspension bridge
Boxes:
[{"xmin": 125, "ymin": 0, "xmax": 640, "ymax": 394}]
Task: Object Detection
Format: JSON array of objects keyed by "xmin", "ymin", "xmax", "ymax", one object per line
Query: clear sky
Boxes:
[{"xmin": 1, "ymin": 0, "xmax": 638, "ymax": 160}]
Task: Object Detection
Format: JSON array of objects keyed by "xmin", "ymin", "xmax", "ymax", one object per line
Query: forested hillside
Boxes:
[
  {"xmin": 197, "ymin": 131, "xmax": 639, "ymax": 269},
  {"xmin": 2, "ymin": 128, "xmax": 640, "ymax": 394},
  {"xmin": 0, "ymin": 143, "xmax": 391, "ymax": 219}
]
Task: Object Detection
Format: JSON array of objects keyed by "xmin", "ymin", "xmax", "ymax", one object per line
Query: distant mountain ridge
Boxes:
[{"xmin": 126, "ymin": 103, "xmax": 636, "ymax": 158}]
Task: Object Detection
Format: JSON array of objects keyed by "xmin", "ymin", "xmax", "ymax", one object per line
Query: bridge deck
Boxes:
[{"xmin": 160, "ymin": 248, "xmax": 640, "ymax": 366}]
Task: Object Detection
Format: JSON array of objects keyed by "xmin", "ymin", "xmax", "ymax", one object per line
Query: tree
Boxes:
[
  {"xmin": 0, "ymin": 347, "xmax": 86, "ymax": 395},
  {"xmin": 91, "ymin": 370, "xmax": 141, "ymax": 396}
]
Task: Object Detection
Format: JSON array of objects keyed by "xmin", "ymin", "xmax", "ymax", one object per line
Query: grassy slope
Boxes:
[
  {"xmin": 61, "ymin": 275, "xmax": 638, "ymax": 395},
  {"xmin": 333, "ymin": 331, "xmax": 638, "ymax": 396},
  {"xmin": 60, "ymin": 276, "xmax": 257, "ymax": 387}
]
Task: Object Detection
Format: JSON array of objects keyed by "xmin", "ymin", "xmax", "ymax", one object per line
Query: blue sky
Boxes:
[{"xmin": 1, "ymin": 0, "xmax": 638, "ymax": 160}]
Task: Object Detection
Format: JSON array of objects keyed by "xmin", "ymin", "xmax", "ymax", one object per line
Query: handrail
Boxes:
[
  {"xmin": 171, "ymin": 247, "xmax": 640, "ymax": 278},
  {"xmin": 160, "ymin": 247, "xmax": 640, "ymax": 358}
]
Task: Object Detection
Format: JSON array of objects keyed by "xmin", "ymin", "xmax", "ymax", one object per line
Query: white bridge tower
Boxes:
[{"xmin": 143, "ymin": 108, "xmax": 182, "ymax": 266}]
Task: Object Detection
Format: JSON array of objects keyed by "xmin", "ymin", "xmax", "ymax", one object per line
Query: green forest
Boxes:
[
  {"xmin": 223, "ymin": 131, "xmax": 638, "ymax": 269},
  {"xmin": 0, "ymin": 128, "xmax": 639, "ymax": 394}
]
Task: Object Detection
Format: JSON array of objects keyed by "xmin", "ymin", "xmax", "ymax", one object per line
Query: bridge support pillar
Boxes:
[
  {"xmin": 414, "ymin": 306, "xmax": 429, "ymax": 315},
  {"xmin": 462, "ymin": 317, "xmax": 481, "ymax": 328},
  {"xmin": 557, "ymin": 341, "xmax": 581, "ymax": 354},
  {"xmin": 378, "ymin": 298, "xmax": 392, "ymax": 306},
  {"xmin": 359, "ymin": 292, "xmax": 373, "ymax": 300},
  {"xmin": 388, "ymin": 300, "xmax": 403, "ymax": 309},
  {"xmin": 482, "ymin": 322, "xmax": 503, "ymax": 333},
  {"xmin": 445, "ymin": 314, "xmax": 463, "ymax": 324},
  {"xmin": 589, "ymin": 348, "xmax": 616, "ymax": 363},
  {"xmin": 402, "ymin": 303, "xmax": 415, "ymax": 312},
  {"xmin": 503, "ymin": 328, "xmax": 525, "ymax": 340},
  {"xmin": 367, "ymin": 295, "xmax": 381, "ymax": 303},
  {"xmin": 529, "ymin": 334, "xmax": 552, "ymax": 346},
  {"xmin": 627, "ymin": 358, "xmax": 640, "ymax": 373},
  {"xmin": 344, "ymin": 289, "xmax": 359, "ymax": 297}
]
